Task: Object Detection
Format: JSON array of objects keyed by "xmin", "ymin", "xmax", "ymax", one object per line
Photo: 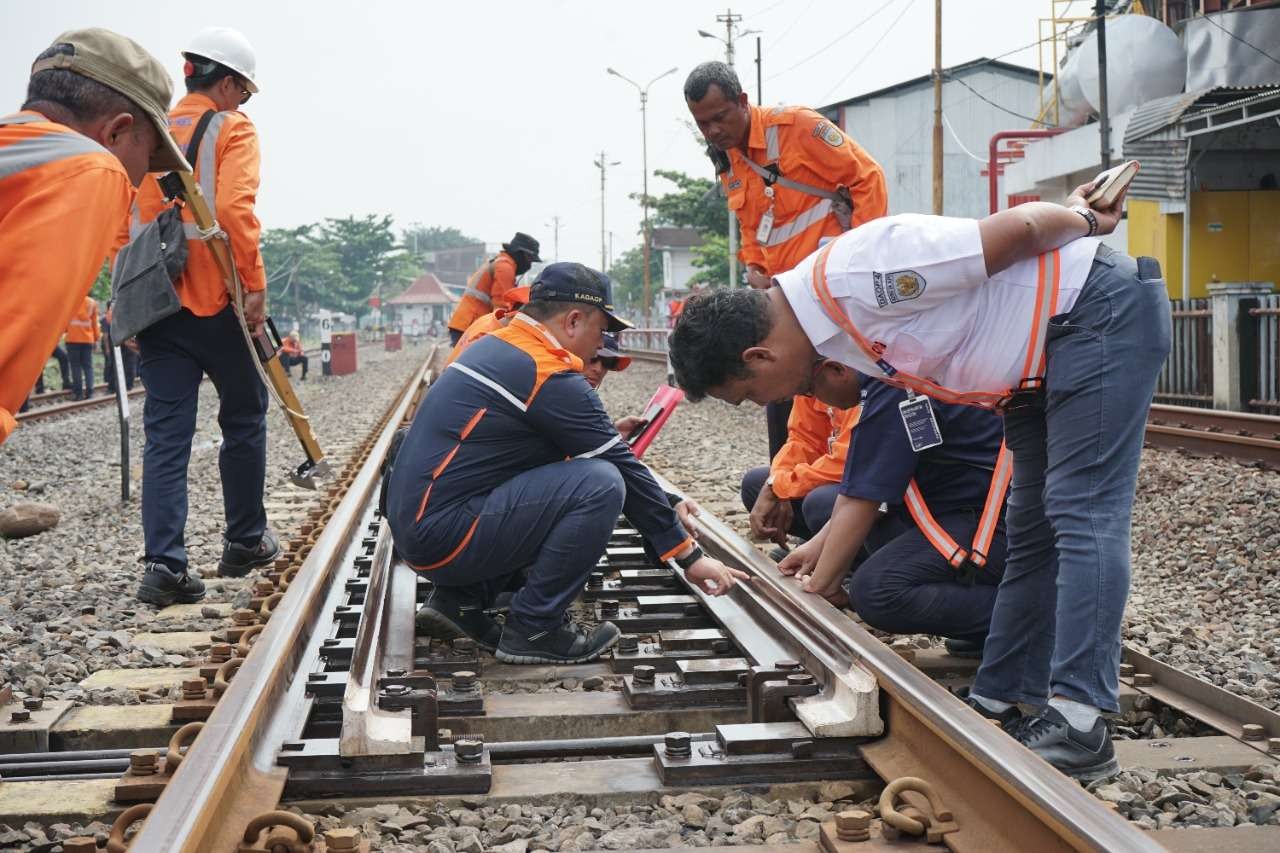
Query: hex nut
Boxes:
[
  {"xmin": 324, "ymin": 827, "xmax": 360, "ymax": 850},
  {"xmin": 633, "ymin": 665, "xmax": 656, "ymax": 685}
]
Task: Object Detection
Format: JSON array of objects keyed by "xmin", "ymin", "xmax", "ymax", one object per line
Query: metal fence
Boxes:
[
  {"xmin": 1155, "ymin": 299, "xmax": 1213, "ymax": 408},
  {"xmin": 619, "ymin": 328, "xmax": 669, "ymax": 355},
  {"xmin": 1249, "ymin": 295, "xmax": 1280, "ymax": 414}
]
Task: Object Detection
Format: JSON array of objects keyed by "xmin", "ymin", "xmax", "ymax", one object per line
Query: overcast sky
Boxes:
[{"xmin": 4, "ymin": 0, "xmax": 1055, "ymax": 277}]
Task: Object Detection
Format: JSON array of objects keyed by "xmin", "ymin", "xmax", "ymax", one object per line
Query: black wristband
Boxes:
[{"xmin": 674, "ymin": 545, "xmax": 704, "ymax": 571}]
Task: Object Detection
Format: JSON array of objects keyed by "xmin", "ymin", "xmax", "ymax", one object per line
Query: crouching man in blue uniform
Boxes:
[
  {"xmin": 776, "ymin": 370, "xmax": 1008, "ymax": 660},
  {"xmin": 385, "ymin": 262, "xmax": 747, "ymax": 665}
]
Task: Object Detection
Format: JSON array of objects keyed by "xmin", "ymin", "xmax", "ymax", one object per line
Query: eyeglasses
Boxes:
[
  {"xmin": 236, "ymin": 78, "xmax": 252, "ymax": 105},
  {"xmin": 591, "ymin": 356, "xmax": 621, "ymax": 371}
]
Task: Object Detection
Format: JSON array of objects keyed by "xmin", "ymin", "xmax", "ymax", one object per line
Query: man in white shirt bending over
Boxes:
[{"xmin": 668, "ymin": 185, "xmax": 1170, "ymax": 782}]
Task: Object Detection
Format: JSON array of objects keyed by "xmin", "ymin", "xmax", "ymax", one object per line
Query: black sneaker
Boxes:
[
  {"xmin": 1010, "ymin": 706, "xmax": 1119, "ymax": 782},
  {"xmin": 415, "ymin": 585, "xmax": 502, "ymax": 652},
  {"xmin": 218, "ymin": 530, "xmax": 281, "ymax": 578},
  {"xmin": 496, "ymin": 615, "xmax": 621, "ymax": 665},
  {"xmin": 955, "ymin": 686, "xmax": 1024, "ymax": 729},
  {"xmin": 944, "ymin": 637, "xmax": 985, "ymax": 659},
  {"xmin": 137, "ymin": 562, "xmax": 206, "ymax": 606}
]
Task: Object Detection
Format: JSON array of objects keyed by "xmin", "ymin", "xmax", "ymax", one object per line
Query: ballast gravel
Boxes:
[{"xmin": 0, "ymin": 341, "xmax": 430, "ymax": 706}]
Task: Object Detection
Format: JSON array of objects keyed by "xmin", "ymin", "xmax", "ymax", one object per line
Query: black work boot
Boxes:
[
  {"xmin": 496, "ymin": 614, "xmax": 621, "ymax": 665},
  {"xmin": 137, "ymin": 561, "xmax": 206, "ymax": 606},
  {"xmin": 944, "ymin": 637, "xmax": 985, "ymax": 659},
  {"xmin": 955, "ymin": 686, "xmax": 1023, "ymax": 729},
  {"xmin": 218, "ymin": 530, "xmax": 281, "ymax": 578},
  {"xmin": 1010, "ymin": 706, "xmax": 1119, "ymax": 782},
  {"xmin": 415, "ymin": 585, "xmax": 502, "ymax": 652}
]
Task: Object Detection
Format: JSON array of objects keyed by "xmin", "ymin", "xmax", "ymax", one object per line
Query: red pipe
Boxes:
[{"xmin": 988, "ymin": 129, "xmax": 1066, "ymax": 214}]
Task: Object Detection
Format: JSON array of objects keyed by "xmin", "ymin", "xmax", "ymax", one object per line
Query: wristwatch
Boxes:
[
  {"xmin": 674, "ymin": 545, "xmax": 704, "ymax": 571},
  {"xmin": 1069, "ymin": 204, "xmax": 1099, "ymax": 237}
]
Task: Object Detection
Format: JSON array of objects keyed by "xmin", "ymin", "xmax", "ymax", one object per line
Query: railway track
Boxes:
[
  {"xmin": 2, "ymin": 344, "xmax": 1278, "ymax": 851},
  {"xmin": 15, "ymin": 388, "xmax": 144, "ymax": 425}
]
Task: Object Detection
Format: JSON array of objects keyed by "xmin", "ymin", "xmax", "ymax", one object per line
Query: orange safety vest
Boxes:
[
  {"xmin": 809, "ymin": 241, "xmax": 1061, "ymax": 570},
  {"xmin": 447, "ymin": 253, "xmax": 517, "ymax": 333},
  {"xmin": 65, "ymin": 295, "xmax": 101, "ymax": 344}
]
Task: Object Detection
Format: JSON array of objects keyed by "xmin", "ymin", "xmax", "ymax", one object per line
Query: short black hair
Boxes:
[
  {"xmin": 184, "ymin": 54, "xmax": 238, "ymax": 94},
  {"xmin": 669, "ymin": 288, "xmax": 772, "ymax": 401},
  {"xmin": 23, "ymin": 44, "xmax": 144, "ymax": 124},
  {"xmin": 684, "ymin": 61, "xmax": 742, "ymax": 103}
]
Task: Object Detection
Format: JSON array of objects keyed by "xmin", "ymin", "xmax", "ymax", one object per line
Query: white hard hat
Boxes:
[{"xmin": 182, "ymin": 26, "xmax": 259, "ymax": 93}]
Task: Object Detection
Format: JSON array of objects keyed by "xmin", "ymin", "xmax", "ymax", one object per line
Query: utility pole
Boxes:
[
  {"xmin": 721, "ymin": 9, "xmax": 742, "ymax": 288},
  {"xmin": 755, "ymin": 36, "xmax": 762, "ymax": 103},
  {"xmin": 1095, "ymin": 0, "xmax": 1112, "ymax": 169},
  {"xmin": 932, "ymin": 0, "xmax": 944, "ymax": 214},
  {"xmin": 593, "ymin": 152, "xmax": 619, "ymax": 272},
  {"xmin": 546, "ymin": 215, "xmax": 561, "ymax": 262}
]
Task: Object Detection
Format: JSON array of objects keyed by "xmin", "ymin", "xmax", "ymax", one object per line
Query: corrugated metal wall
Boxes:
[{"xmin": 839, "ymin": 68, "xmax": 1045, "ymax": 218}]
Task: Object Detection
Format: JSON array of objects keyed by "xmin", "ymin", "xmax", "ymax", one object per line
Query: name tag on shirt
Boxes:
[
  {"xmin": 899, "ymin": 394, "xmax": 943, "ymax": 452},
  {"xmin": 756, "ymin": 209, "xmax": 774, "ymax": 243}
]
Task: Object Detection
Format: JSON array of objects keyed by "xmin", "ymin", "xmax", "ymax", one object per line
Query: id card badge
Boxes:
[
  {"xmin": 756, "ymin": 208, "xmax": 775, "ymax": 243},
  {"xmin": 899, "ymin": 392, "xmax": 943, "ymax": 452}
]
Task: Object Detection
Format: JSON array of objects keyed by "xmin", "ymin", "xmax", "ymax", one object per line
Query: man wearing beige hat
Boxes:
[{"xmin": 0, "ymin": 28, "xmax": 187, "ymax": 447}]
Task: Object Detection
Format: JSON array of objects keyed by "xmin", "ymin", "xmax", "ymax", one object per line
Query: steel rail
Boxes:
[
  {"xmin": 130, "ymin": 347, "xmax": 438, "ymax": 852},
  {"xmin": 652, "ymin": 471, "xmax": 1160, "ymax": 853},
  {"xmin": 1146, "ymin": 403, "xmax": 1280, "ymax": 468},
  {"xmin": 14, "ymin": 388, "xmax": 144, "ymax": 423}
]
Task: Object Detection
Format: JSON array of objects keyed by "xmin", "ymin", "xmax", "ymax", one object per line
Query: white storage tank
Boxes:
[{"xmin": 1059, "ymin": 14, "xmax": 1186, "ymax": 123}]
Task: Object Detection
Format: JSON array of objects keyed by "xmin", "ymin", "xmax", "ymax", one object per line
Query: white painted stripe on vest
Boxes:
[
  {"xmin": 462, "ymin": 286, "xmax": 492, "ymax": 306},
  {"xmin": 196, "ymin": 112, "xmax": 230, "ymax": 209},
  {"xmin": 448, "ymin": 362, "xmax": 528, "ymax": 412},
  {"xmin": 765, "ymin": 124, "xmax": 779, "ymax": 161},
  {"xmin": 0, "ymin": 131, "xmax": 107, "ymax": 182},
  {"xmin": 764, "ymin": 198, "xmax": 833, "ymax": 247},
  {"xmin": 575, "ymin": 434, "xmax": 621, "ymax": 459},
  {"xmin": 0, "ymin": 113, "xmax": 45, "ymax": 126}
]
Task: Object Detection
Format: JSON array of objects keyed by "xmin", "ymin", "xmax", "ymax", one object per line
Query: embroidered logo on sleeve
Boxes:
[
  {"xmin": 813, "ymin": 121, "xmax": 844, "ymax": 147},
  {"xmin": 873, "ymin": 270, "xmax": 926, "ymax": 306}
]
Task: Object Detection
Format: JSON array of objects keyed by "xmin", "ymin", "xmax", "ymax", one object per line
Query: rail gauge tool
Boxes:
[{"xmin": 157, "ymin": 168, "xmax": 330, "ymax": 489}]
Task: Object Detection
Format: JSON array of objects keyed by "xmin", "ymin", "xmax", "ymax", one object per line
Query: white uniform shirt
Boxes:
[{"xmin": 775, "ymin": 214, "xmax": 1101, "ymax": 392}]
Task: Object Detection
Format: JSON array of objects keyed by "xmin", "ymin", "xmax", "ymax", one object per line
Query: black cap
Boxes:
[
  {"xmin": 530, "ymin": 263, "xmax": 632, "ymax": 333},
  {"xmin": 502, "ymin": 232, "xmax": 542, "ymax": 262},
  {"xmin": 597, "ymin": 332, "xmax": 632, "ymax": 371}
]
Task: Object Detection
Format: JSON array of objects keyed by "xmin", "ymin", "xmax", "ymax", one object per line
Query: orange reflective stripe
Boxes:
[
  {"xmin": 409, "ymin": 516, "xmax": 481, "ymax": 572},
  {"xmin": 660, "ymin": 536, "xmax": 694, "ymax": 562},
  {"xmin": 904, "ymin": 481, "xmax": 968, "ymax": 568},
  {"xmin": 459, "ymin": 407, "xmax": 486, "ymax": 440},
  {"xmin": 414, "ymin": 483, "xmax": 433, "ymax": 524},
  {"xmin": 970, "ymin": 443, "xmax": 1013, "ymax": 566}
]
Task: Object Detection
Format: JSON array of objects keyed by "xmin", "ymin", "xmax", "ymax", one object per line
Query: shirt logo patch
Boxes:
[
  {"xmin": 727, "ymin": 179, "xmax": 742, "ymax": 190},
  {"xmin": 813, "ymin": 121, "xmax": 844, "ymax": 147},
  {"xmin": 884, "ymin": 270, "xmax": 926, "ymax": 303}
]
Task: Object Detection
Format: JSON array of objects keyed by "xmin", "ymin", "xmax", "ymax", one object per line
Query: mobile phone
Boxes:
[
  {"xmin": 626, "ymin": 402, "xmax": 663, "ymax": 444},
  {"xmin": 1086, "ymin": 160, "xmax": 1140, "ymax": 207}
]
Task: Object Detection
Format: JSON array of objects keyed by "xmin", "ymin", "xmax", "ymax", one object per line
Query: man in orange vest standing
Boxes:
[
  {"xmin": 446, "ymin": 233, "xmax": 541, "ymax": 346},
  {"xmin": 130, "ymin": 27, "xmax": 274, "ymax": 606},
  {"xmin": 683, "ymin": 61, "xmax": 887, "ymax": 464},
  {"xmin": 0, "ymin": 28, "xmax": 188, "ymax": 444},
  {"xmin": 65, "ymin": 295, "xmax": 101, "ymax": 400}
]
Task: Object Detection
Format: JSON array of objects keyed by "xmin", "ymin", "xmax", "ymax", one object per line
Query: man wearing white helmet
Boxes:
[{"xmin": 131, "ymin": 26, "xmax": 275, "ymax": 606}]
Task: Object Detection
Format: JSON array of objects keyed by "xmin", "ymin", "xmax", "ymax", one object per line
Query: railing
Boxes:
[
  {"xmin": 1156, "ymin": 299, "xmax": 1213, "ymax": 408},
  {"xmin": 1250, "ymin": 295, "xmax": 1280, "ymax": 414},
  {"xmin": 619, "ymin": 327, "xmax": 670, "ymax": 355}
]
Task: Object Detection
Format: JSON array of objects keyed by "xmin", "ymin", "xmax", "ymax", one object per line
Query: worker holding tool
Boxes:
[
  {"xmin": 129, "ymin": 26, "xmax": 276, "ymax": 606},
  {"xmin": 386, "ymin": 262, "xmax": 746, "ymax": 665},
  {"xmin": 667, "ymin": 186, "xmax": 1169, "ymax": 781},
  {"xmin": 739, "ymin": 397, "xmax": 858, "ymax": 553},
  {"xmin": 683, "ymin": 61, "xmax": 887, "ymax": 466},
  {"xmin": 446, "ymin": 232, "xmax": 542, "ymax": 346},
  {"xmin": 0, "ymin": 28, "xmax": 187, "ymax": 445},
  {"xmin": 64, "ymin": 295, "xmax": 101, "ymax": 400}
]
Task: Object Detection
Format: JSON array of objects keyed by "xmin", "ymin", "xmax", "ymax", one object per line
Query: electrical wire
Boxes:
[
  {"xmin": 1201, "ymin": 10, "xmax": 1280, "ymax": 68},
  {"xmin": 767, "ymin": 2, "xmax": 898, "ymax": 80},
  {"xmin": 944, "ymin": 72, "xmax": 1057, "ymax": 127},
  {"xmin": 941, "ymin": 112, "xmax": 990, "ymax": 163},
  {"xmin": 765, "ymin": 0, "xmax": 818, "ymax": 53},
  {"xmin": 817, "ymin": 0, "xmax": 920, "ymax": 103}
]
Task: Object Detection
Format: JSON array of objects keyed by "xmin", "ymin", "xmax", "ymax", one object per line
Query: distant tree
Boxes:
[
  {"xmin": 643, "ymin": 169, "xmax": 727, "ymax": 235},
  {"xmin": 402, "ymin": 223, "xmax": 481, "ymax": 255},
  {"xmin": 688, "ymin": 231, "xmax": 731, "ymax": 287},
  {"xmin": 608, "ymin": 246, "xmax": 662, "ymax": 313},
  {"xmin": 261, "ymin": 225, "xmax": 349, "ymax": 322},
  {"xmin": 90, "ymin": 264, "xmax": 111, "ymax": 302},
  {"xmin": 316, "ymin": 215, "xmax": 421, "ymax": 320}
]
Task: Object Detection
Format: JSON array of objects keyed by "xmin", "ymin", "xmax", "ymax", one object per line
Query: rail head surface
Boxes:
[
  {"xmin": 651, "ymin": 471, "xmax": 1163, "ymax": 853},
  {"xmin": 130, "ymin": 348, "xmax": 438, "ymax": 852}
]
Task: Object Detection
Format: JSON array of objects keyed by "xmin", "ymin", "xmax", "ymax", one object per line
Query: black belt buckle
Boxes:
[{"xmin": 1002, "ymin": 378, "xmax": 1044, "ymax": 413}]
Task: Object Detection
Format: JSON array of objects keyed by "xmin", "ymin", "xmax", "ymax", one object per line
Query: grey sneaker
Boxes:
[
  {"xmin": 218, "ymin": 530, "xmax": 281, "ymax": 578},
  {"xmin": 137, "ymin": 561, "xmax": 206, "ymax": 606},
  {"xmin": 496, "ymin": 615, "xmax": 620, "ymax": 665}
]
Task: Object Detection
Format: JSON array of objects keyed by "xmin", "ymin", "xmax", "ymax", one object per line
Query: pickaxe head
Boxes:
[{"xmin": 291, "ymin": 457, "xmax": 332, "ymax": 490}]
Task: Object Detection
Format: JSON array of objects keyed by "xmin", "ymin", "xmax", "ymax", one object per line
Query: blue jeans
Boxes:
[
  {"xmin": 972, "ymin": 247, "xmax": 1171, "ymax": 712},
  {"xmin": 740, "ymin": 465, "xmax": 839, "ymax": 540},
  {"xmin": 412, "ymin": 458, "xmax": 625, "ymax": 630},
  {"xmin": 67, "ymin": 342, "xmax": 94, "ymax": 399},
  {"xmin": 138, "ymin": 306, "xmax": 268, "ymax": 572},
  {"xmin": 846, "ymin": 512, "xmax": 1006, "ymax": 643}
]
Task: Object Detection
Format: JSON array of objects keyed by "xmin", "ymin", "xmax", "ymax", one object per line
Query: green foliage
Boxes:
[
  {"xmin": 260, "ymin": 225, "xmax": 349, "ymax": 321},
  {"xmin": 90, "ymin": 263, "xmax": 111, "ymax": 302},
  {"xmin": 402, "ymin": 223, "xmax": 480, "ymax": 255},
  {"xmin": 314, "ymin": 214, "xmax": 422, "ymax": 318},
  {"xmin": 645, "ymin": 169, "xmax": 727, "ymax": 234},
  {"xmin": 688, "ymin": 231, "xmax": 730, "ymax": 287},
  {"xmin": 608, "ymin": 246, "xmax": 662, "ymax": 309}
]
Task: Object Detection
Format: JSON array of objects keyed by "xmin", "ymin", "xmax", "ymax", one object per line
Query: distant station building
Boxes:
[
  {"xmin": 653, "ymin": 226, "xmax": 704, "ymax": 313},
  {"xmin": 819, "ymin": 58, "xmax": 1047, "ymax": 218},
  {"xmin": 386, "ymin": 273, "xmax": 457, "ymax": 336}
]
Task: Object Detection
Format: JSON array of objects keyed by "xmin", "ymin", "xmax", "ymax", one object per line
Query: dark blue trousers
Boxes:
[
  {"xmin": 66, "ymin": 342, "xmax": 94, "ymax": 399},
  {"xmin": 137, "ymin": 306, "xmax": 268, "ymax": 572},
  {"xmin": 409, "ymin": 459, "xmax": 625, "ymax": 630},
  {"xmin": 739, "ymin": 465, "xmax": 839, "ymax": 540},
  {"xmin": 846, "ymin": 512, "xmax": 1007, "ymax": 643}
]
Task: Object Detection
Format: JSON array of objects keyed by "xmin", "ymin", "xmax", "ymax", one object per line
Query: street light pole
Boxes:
[
  {"xmin": 545, "ymin": 215, "xmax": 561, "ymax": 262},
  {"xmin": 593, "ymin": 153, "xmax": 619, "ymax": 272},
  {"xmin": 606, "ymin": 65, "xmax": 678, "ymax": 324}
]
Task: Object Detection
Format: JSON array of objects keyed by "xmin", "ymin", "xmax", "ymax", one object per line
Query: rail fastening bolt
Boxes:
[
  {"xmin": 10, "ymin": 709, "xmax": 29, "ymax": 723},
  {"xmin": 323, "ymin": 827, "xmax": 360, "ymax": 850},
  {"xmin": 633, "ymin": 665, "xmax": 656, "ymax": 685},
  {"xmin": 618, "ymin": 634, "xmax": 639, "ymax": 654},
  {"xmin": 1118, "ymin": 663, "xmax": 1135, "ymax": 678},
  {"xmin": 587, "ymin": 571, "xmax": 605, "ymax": 590},
  {"xmin": 209, "ymin": 642, "xmax": 233, "ymax": 662},
  {"xmin": 455, "ymin": 737, "xmax": 483, "ymax": 764},
  {"xmin": 453, "ymin": 671, "xmax": 479, "ymax": 693},
  {"xmin": 1241, "ymin": 723, "xmax": 1265, "ymax": 741},
  {"xmin": 385, "ymin": 668, "xmax": 406, "ymax": 678},
  {"xmin": 181, "ymin": 679, "xmax": 207, "ymax": 700},
  {"xmin": 254, "ymin": 580, "xmax": 275, "ymax": 596},
  {"xmin": 129, "ymin": 750, "xmax": 158, "ymax": 776},
  {"xmin": 1267, "ymin": 737, "xmax": 1280, "ymax": 755},
  {"xmin": 21, "ymin": 696, "xmax": 43, "ymax": 712},
  {"xmin": 712, "ymin": 639, "xmax": 733, "ymax": 654},
  {"xmin": 775, "ymin": 659, "xmax": 800, "ymax": 671},
  {"xmin": 835, "ymin": 809, "xmax": 871, "ymax": 842},
  {"xmin": 786, "ymin": 673, "xmax": 815, "ymax": 687},
  {"xmin": 664, "ymin": 731, "xmax": 692, "ymax": 758},
  {"xmin": 232, "ymin": 608, "xmax": 257, "ymax": 626},
  {"xmin": 452, "ymin": 637, "xmax": 477, "ymax": 654},
  {"xmin": 1133, "ymin": 673, "xmax": 1154, "ymax": 687},
  {"xmin": 599, "ymin": 599, "xmax": 620, "ymax": 618}
]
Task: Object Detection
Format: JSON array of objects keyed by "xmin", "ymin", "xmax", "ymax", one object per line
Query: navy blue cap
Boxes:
[
  {"xmin": 596, "ymin": 332, "xmax": 632, "ymax": 371},
  {"xmin": 529, "ymin": 262, "xmax": 632, "ymax": 333}
]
